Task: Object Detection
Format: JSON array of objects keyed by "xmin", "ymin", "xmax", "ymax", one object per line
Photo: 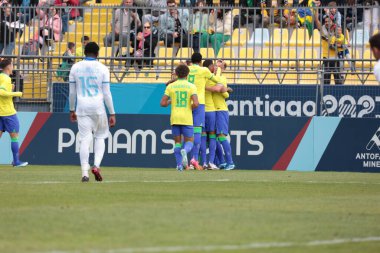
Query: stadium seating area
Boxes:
[{"xmin": 8, "ymin": 1, "xmax": 379, "ymax": 101}]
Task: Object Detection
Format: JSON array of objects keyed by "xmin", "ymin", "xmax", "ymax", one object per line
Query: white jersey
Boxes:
[
  {"xmin": 374, "ymin": 59, "xmax": 380, "ymax": 83},
  {"xmin": 69, "ymin": 58, "xmax": 115, "ymax": 116}
]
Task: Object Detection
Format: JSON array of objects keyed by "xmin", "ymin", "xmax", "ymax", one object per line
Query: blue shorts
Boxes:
[
  {"xmin": 172, "ymin": 125, "xmax": 194, "ymax": 138},
  {"xmin": 0, "ymin": 114, "xmax": 20, "ymax": 133},
  {"xmin": 216, "ymin": 111, "xmax": 229, "ymax": 135},
  {"xmin": 205, "ymin": 111, "xmax": 216, "ymax": 132},
  {"xmin": 192, "ymin": 104, "xmax": 205, "ymax": 127}
]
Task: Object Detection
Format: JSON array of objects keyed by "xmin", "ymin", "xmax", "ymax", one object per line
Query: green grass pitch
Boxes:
[{"xmin": 0, "ymin": 166, "xmax": 380, "ymax": 253}]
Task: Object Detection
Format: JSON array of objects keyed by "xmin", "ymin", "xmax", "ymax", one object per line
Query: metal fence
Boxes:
[{"xmin": 0, "ymin": 4, "xmax": 378, "ymax": 112}]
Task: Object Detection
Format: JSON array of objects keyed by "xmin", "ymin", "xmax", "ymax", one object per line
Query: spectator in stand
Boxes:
[
  {"xmin": 58, "ymin": 41, "xmax": 75, "ymax": 81},
  {"xmin": 134, "ymin": 21, "xmax": 158, "ymax": 68},
  {"xmin": 54, "ymin": 0, "xmax": 71, "ymax": 37},
  {"xmin": 62, "ymin": 0, "xmax": 81, "ymax": 22},
  {"xmin": 76, "ymin": 35, "xmax": 89, "ymax": 57},
  {"xmin": 189, "ymin": 0, "xmax": 208, "ymax": 53},
  {"xmin": 330, "ymin": 26, "xmax": 355, "ymax": 72},
  {"xmin": 103, "ymin": 0, "xmax": 141, "ymax": 48},
  {"xmin": 315, "ymin": 14, "xmax": 343, "ymax": 85},
  {"xmin": 259, "ymin": 0, "xmax": 271, "ymax": 28},
  {"xmin": 37, "ymin": 5, "xmax": 62, "ymax": 51},
  {"xmin": 272, "ymin": 0, "xmax": 293, "ymax": 27},
  {"xmin": 63, "ymin": 41, "xmax": 75, "ymax": 64},
  {"xmin": 324, "ymin": 1, "xmax": 342, "ymax": 28},
  {"xmin": 201, "ymin": 7, "xmax": 233, "ymax": 55},
  {"xmin": 159, "ymin": 0, "xmax": 189, "ymax": 48},
  {"xmin": 142, "ymin": 0, "xmax": 166, "ymax": 31},
  {"xmin": 14, "ymin": 0, "xmax": 39, "ymax": 24},
  {"xmin": 237, "ymin": 0, "xmax": 261, "ymax": 28},
  {"xmin": 0, "ymin": 3, "xmax": 18, "ymax": 55}
]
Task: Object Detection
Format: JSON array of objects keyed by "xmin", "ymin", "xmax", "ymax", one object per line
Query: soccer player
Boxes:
[
  {"xmin": 209, "ymin": 60, "xmax": 235, "ymax": 170},
  {"xmin": 188, "ymin": 53, "xmax": 221, "ymax": 170},
  {"xmin": 0, "ymin": 58, "xmax": 28, "ymax": 167},
  {"xmin": 160, "ymin": 64, "xmax": 199, "ymax": 171},
  {"xmin": 369, "ymin": 32, "xmax": 380, "ymax": 83},
  {"xmin": 201, "ymin": 59, "xmax": 227, "ymax": 170},
  {"xmin": 69, "ymin": 42, "xmax": 116, "ymax": 182}
]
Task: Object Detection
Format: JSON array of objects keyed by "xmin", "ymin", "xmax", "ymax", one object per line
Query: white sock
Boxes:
[
  {"xmin": 80, "ymin": 135, "xmax": 92, "ymax": 177},
  {"xmin": 94, "ymin": 138, "xmax": 105, "ymax": 168}
]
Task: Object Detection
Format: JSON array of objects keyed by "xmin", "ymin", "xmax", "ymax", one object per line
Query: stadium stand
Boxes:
[{"xmin": 0, "ymin": 1, "xmax": 377, "ymax": 106}]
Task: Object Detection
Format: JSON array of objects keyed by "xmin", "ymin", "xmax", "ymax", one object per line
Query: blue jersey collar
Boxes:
[{"xmin": 85, "ymin": 57, "xmax": 97, "ymax": 61}]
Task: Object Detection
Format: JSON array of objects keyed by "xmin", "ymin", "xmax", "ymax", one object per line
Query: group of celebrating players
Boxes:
[{"xmin": 161, "ymin": 53, "xmax": 235, "ymax": 171}]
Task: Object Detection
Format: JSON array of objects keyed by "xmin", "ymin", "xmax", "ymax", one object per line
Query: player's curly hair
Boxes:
[
  {"xmin": 84, "ymin": 42, "xmax": 100, "ymax": 57},
  {"xmin": 0, "ymin": 58, "xmax": 12, "ymax": 70},
  {"xmin": 175, "ymin": 64, "xmax": 190, "ymax": 79}
]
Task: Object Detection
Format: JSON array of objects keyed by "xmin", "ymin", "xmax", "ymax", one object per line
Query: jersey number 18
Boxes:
[{"xmin": 175, "ymin": 91, "xmax": 188, "ymax": 108}]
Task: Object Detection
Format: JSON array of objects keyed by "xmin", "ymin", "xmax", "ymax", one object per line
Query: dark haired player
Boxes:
[
  {"xmin": 69, "ymin": 42, "xmax": 116, "ymax": 182},
  {"xmin": 0, "ymin": 58, "xmax": 28, "ymax": 167},
  {"xmin": 161, "ymin": 64, "xmax": 199, "ymax": 171}
]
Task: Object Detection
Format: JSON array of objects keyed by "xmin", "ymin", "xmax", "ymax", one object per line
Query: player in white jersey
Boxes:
[
  {"xmin": 69, "ymin": 42, "xmax": 116, "ymax": 182},
  {"xmin": 369, "ymin": 33, "xmax": 380, "ymax": 83}
]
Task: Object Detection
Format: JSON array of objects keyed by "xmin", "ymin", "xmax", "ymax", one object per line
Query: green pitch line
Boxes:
[{"xmin": 0, "ymin": 166, "xmax": 380, "ymax": 253}]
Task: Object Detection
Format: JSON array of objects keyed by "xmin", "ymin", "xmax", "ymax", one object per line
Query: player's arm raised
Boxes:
[
  {"xmin": 68, "ymin": 66, "xmax": 77, "ymax": 122},
  {"xmin": 102, "ymin": 68, "xmax": 116, "ymax": 127}
]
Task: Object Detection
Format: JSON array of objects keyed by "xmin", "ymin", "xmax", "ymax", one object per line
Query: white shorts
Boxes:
[{"xmin": 77, "ymin": 114, "xmax": 109, "ymax": 140}]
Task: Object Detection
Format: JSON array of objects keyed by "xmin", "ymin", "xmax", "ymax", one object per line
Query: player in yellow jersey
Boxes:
[
  {"xmin": 160, "ymin": 64, "xmax": 199, "ymax": 171},
  {"xmin": 205, "ymin": 60, "xmax": 235, "ymax": 170},
  {"xmin": 200, "ymin": 59, "xmax": 230, "ymax": 170},
  {"xmin": 0, "ymin": 58, "xmax": 28, "ymax": 167},
  {"xmin": 187, "ymin": 53, "xmax": 221, "ymax": 170}
]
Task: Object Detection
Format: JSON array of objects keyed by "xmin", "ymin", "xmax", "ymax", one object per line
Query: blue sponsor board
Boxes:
[
  {"xmin": 228, "ymin": 85, "xmax": 380, "ymax": 118},
  {"xmin": 53, "ymin": 83, "xmax": 380, "ymax": 118},
  {"xmin": 20, "ymin": 113, "xmax": 380, "ymax": 172}
]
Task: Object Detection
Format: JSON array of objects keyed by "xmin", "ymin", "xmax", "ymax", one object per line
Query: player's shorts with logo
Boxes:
[
  {"xmin": 77, "ymin": 114, "xmax": 109, "ymax": 139},
  {"xmin": 204, "ymin": 111, "xmax": 216, "ymax": 132},
  {"xmin": 0, "ymin": 114, "xmax": 20, "ymax": 133},
  {"xmin": 171, "ymin": 125, "xmax": 194, "ymax": 138},
  {"xmin": 216, "ymin": 111, "xmax": 229, "ymax": 135},
  {"xmin": 192, "ymin": 104, "xmax": 205, "ymax": 127}
]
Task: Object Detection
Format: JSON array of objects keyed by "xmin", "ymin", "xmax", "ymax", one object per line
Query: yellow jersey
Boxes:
[
  {"xmin": 205, "ymin": 67, "xmax": 222, "ymax": 112},
  {"xmin": 212, "ymin": 76, "xmax": 229, "ymax": 111},
  {"xmin": 205, "ymin": 79, "xmax": 216, "ymax": 112},
  {"xmin": 0, "ymin": 73, "xmax": 22, "ymax": 116},
  {"xmin": 330, "ymin": 34, "xmax": 348, "ymax": 52},
  {"xmin": 164, "ymin": 79, "xmax": 198, "ymax": 126},
  {"xmin": 188, "ymin": 64, "xmax": 218, "ymax": 105}
]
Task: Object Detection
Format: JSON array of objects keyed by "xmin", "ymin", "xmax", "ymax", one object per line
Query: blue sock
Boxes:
[
  {"xmin": 216, "ymin": 140, "xmax": 226, "ymax": 164},
  {"xmin": 220, "ymin": 136, "xmax": 233, "ymax": 165},
  {"xmin": 11, "ymin": 137, "xmax": 20, "ymax": 165},
  {"xmin": 200, "ymin": 134, "xmax": 207, "ymax": 165},
  {"xmin": 174, "ymin": 144, "xmax": 182, "ymax": 167},
  {"xmin": 184, "ymin": 141, "xmax": 193, "ymax": 154},
  {"xmin": 191, "ymin": 131, "xmax": 201, "ymax": 160},
  {"xmin": 208, "ymin": 134, "xmax": 217, "ymax": 164}
]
